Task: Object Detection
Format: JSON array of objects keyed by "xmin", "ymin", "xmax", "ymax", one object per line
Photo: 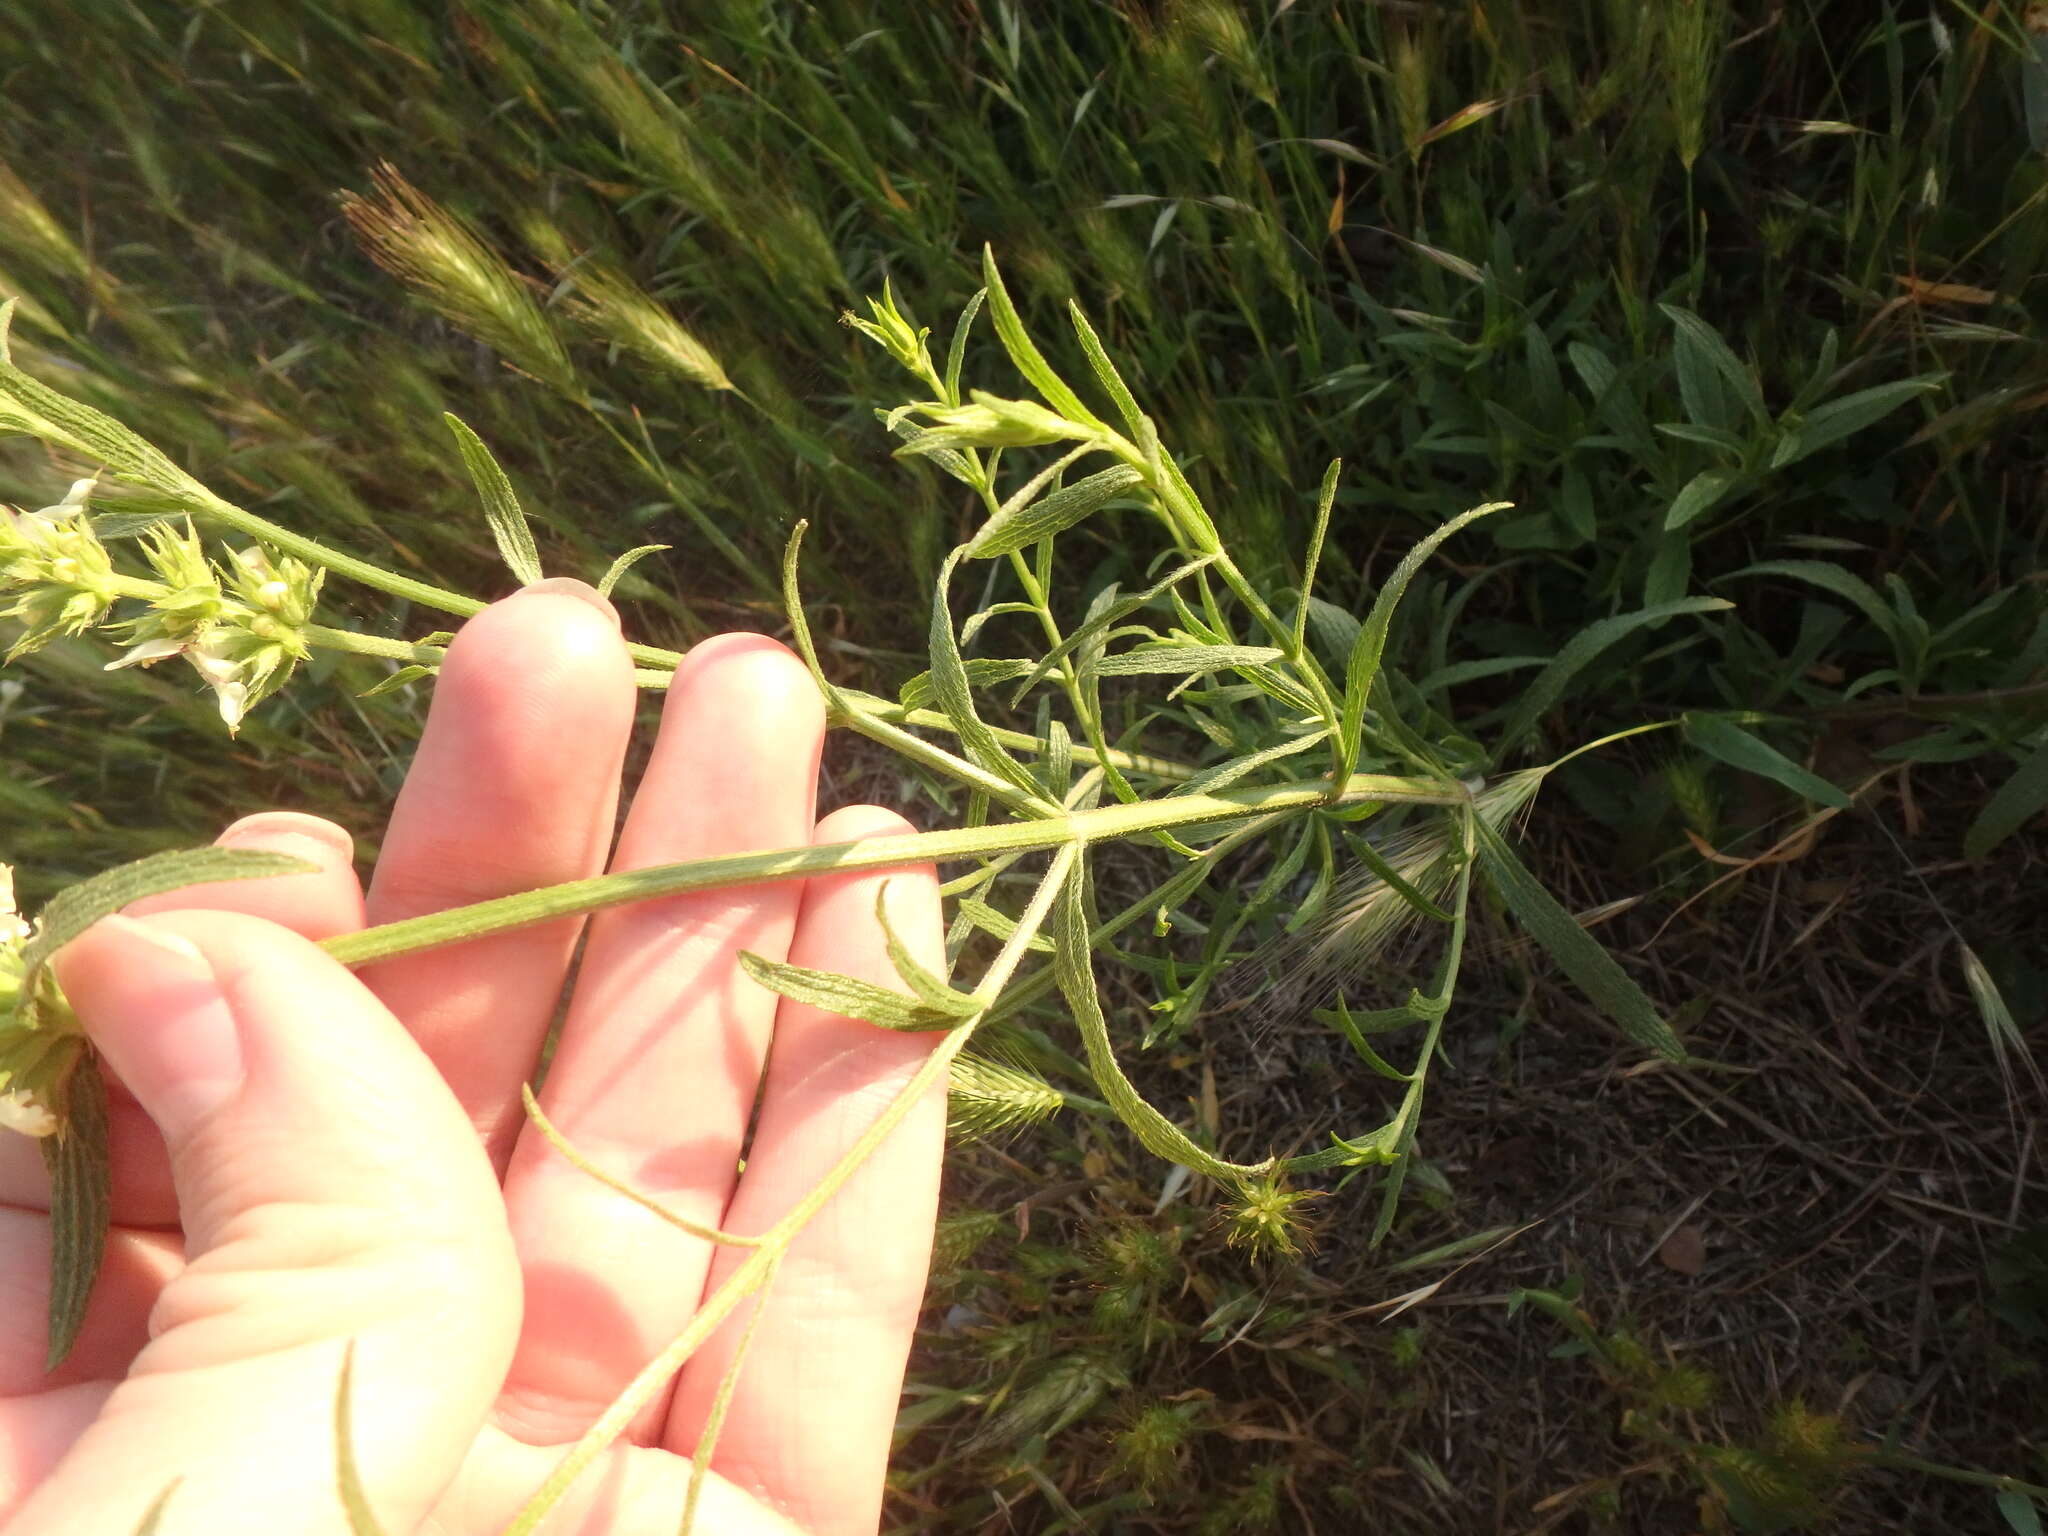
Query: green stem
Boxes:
[
  {"xmin": 187, "ymin": 490, "xmax": 688, "ymax": 672},
  {"xmin": 303, "ymin": 624, "xmax": 448, "ymax": 668},
  {"xmin": 499, "ymin": 845, "xmax": 1077, "ymax": 1536},
  {"xmin": 322, "ymin": 774, "xmax": 1468, "ymax": 970}
]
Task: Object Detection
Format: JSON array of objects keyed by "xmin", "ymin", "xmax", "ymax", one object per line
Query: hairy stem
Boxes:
[{"xmin": 321, "ymin": 774, "xmax": 1470, "ymax": 970}]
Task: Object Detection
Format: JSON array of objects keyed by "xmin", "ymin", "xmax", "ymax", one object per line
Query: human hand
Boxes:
[{"xmin": 0, "ymin": 581, "xmax": 946, "ymax": 1535}]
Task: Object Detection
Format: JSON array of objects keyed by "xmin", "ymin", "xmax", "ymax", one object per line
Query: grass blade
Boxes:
[
  {"xmin": 1472, "ymin": 816, "xmax": 1687, "ymax": 1063},
  {"xmin": 1965, "ymin": 738, "xmax": 2048, "ymax": 861},
  {"xmin": 1496, "ymin": 598, "xmax": 1732, "ymax": 755},
  {"xmin": 1685, "ymin": 713, "xmax": 1851, "ymax": 810}
]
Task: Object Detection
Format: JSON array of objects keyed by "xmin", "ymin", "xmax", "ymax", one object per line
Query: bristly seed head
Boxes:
[{"xmin": 1220, "ymin": 1173, "xmax": 1323, "ymax": 1261}]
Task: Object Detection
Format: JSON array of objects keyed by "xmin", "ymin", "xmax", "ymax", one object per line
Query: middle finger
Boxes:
[{"xmin": 495, "ymin": 634, "xmax": 824, "ymax": 1446}]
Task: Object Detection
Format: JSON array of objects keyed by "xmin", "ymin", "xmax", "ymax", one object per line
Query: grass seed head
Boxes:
[{"xmin": 341, "ymin": 165, "xmax": 577, "ymax": 394}]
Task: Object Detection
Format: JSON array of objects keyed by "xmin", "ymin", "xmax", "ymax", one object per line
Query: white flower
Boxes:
[
  {"xmin": 33, "ymin": 478, "xmax": 96, "ymax": 520},
  {"xmin": 104, "ymin": 635, "xmax": 187, "ymax": 672},
  {"xmin": 0, "ymin": 1089, "xmax": 57, "ymax": 1138}
]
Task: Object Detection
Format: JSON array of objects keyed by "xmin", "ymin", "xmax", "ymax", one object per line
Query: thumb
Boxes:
[{"xmin": 11, "ymin": 911, "xmax": 519, "ymax": 1536}]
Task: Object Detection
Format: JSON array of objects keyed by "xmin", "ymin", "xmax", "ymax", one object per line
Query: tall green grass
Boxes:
[{"xmin": 2, "ymin": 2, "xmax": 2043, "ymax": 896}]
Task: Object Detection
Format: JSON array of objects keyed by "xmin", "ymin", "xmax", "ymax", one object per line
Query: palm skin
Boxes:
[{"xmin": 0, "ymin": 581, "xmax": 945, "ymax": 1536}]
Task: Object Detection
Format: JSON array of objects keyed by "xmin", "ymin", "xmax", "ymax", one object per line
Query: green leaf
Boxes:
[
  {"xmin": 883, "ymin": 418, "xmax": 981, "ymax": 486},
  {"xmin": 443, "ymin": 414, "xmax": 543, "ymax": 586},
  {"xmin": 595, "ymin": 544, "xmax": 668, "ymax": 597},
  {"xmin": 1347, "ymin": 831, "xmax": 1455, "ymax": 925},
  {"xmin": 1175, "ymin": 728, "xmax": 1330, "ymax": 797},
  {"xmin": 23, "ymin": 848, "xmax": 317, "ymax": 992},
  {"xmin": 130, "ymin": 1482, "xmax": 182, "ymax": 1536},
  {"xmin": 980, "ymin": 247, "xmax": 1097, "ymax": 427},
  {"xmin": 1094, "ymin": 643, "xmax": 1283, "ymax": 676},
  {"xmin": 1664, "ymin": 468, "xmax": 1737, "ymax": 531},
  {"xmin": 1567, "ymin": 340, "xmax": 1660, "ymax": 465},
  {"xmin": 1965, "ymin": 738, "xmax": 2048, "ymax": 861},
  {"xmin": 1338, "ymin": 501, "xmax": 1509, "ymax": 777},
  {"xmin": 1496, "ymin": 598, "xmax": 1732, "ymax": 754},
  {"xmin": 1472, "ymin": 817, "xmax": 1687, "ymax": 1062},
  {"xmin": 1007, "ymin": 555, "xmax": 1216, "ymax": 702},
  {"xmin": 334, "ymin": 1343, "xmax": 392, "ymax": 1536},
  {"xmin": 943, "ymin": 288, "xmax": 986, "ymax": 404},
  {"xmin": 1054, "ymin": 857, "xmax": 1228, "ymax": 1174},
  {"xmin": 956, "ymin": 897, "xmax": 1054, "ymax": 953},
  {"xmin": 875, "ymin": 886, "xmax": 978, "ymax": 1014},
  {"xmin": 928, "ymin": 550, "xmax": 1046, "ymax": 802},
  {"xmin": 359, "ymin": 664, "xmax": 435, "ymax": 699},
  {"xmin": 1774, "ymin": 376, "xmax": 1943, "ymax": 465},
  {"xmin": 1294, "ymin": 459, "xmax": 1341, "ymax": 659},
  {"xmin": 738, "ymin": 951, "xmax": 975, "ymax": 1030},
  {"xmin": 898, "ymin": 657, "xmax": 1037, "ymax": 711},
  {"xmin": 0, "ymin": 303, "xmax": 207, "ymax": 499},
  {"xmin": 1067, "ymin": 300, "xmax": 1145, "ymax": 436},
  {"xmin": 43, "ymin": 1053, "xmax": 108, "ymax": 1369},
  {"xmin": 1685, "ymin": 714, "xmax": 1850, "ymax": 810},
  {"xmin": 1998, "ymin": 1489, "xmax": 2044, "ymax": 1536},
  {"xmin": 966, "ymin": 463, "xmax": 1141, "ymax": 558},
  {"xmin": 1661, "ymin": 304, "xmax": 1764, "ymax": 427},
  {"xmin": 1723, "ymin": 559, "xmax": 1901, "ymax": 650},
  {"xmin": 1323, "ymin": 997, "xmax": 1414, "ymax": 1082}
]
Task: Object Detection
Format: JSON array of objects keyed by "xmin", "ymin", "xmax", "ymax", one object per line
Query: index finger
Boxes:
[{"xmin": 359, "ymin": 580, "xmax": 637, "ymax": 1163}]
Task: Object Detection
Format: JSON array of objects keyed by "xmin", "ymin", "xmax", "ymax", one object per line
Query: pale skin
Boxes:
[{"xmin": 0, "ymin": 578, "xmax": 948, "ymax": 1535}]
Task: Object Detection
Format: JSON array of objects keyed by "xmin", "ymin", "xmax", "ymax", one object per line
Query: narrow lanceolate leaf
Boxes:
[
  {"xmin": 334, "ymin": 1343, "xmax": 392, "ymax": 1536},
  {"xmin": 980, "ymin": 246, "xmax": 1098, "ymax": 427},
  {"xmin": 1067, "ymin": 301, "xmax": 1145, "ymax": 435},
  {"xmin": 130, "ymin": 1482, "xmax": 181, "ymax": 1536},
  {"xmin": 1094, "ymin": 643, "xmax": 1283, "ymax": 676},
  {"xmin": 1965, "ymin": 737, "xmax": 2048, "ymax": 861},
  {"xmin": 966, "ymin": 463, "xmax": 1142, "ymax": 558},
  {"xmin": 1660, "ymin": 304, "xmax": 1765, "ymax": 426},
  {"xmin": 43, "ymin": 1053, "xmax": 109, "ymax": 1368},
  {"xmin": 1777, "ymin": 375, "xmax": 1943, "ymax": 465},
  {"xmin": 929, "ymin": 551, "xmax": 1047, "ymax": 802},
  {"xmin": 898, "ymin": 657, "xmax": 1037, "ymax": 711},
  {"xmin": 1472, "ymin": 817, "xmax": 1687, "ymax": 1063},
  {"xmin": 738, "ymin": 951, "xmax": 975, "ymax": 1031},
  {"xmin": 0, "ymin": 303, "xmax": 206, "ymax": 500},
  {"xmin": 1685, "ymin": 714, "xmax": 1851, "ymax": 810},
  {"xmin": 1338, "ymin": 501, "xmax": 1509, "ymax": 777},
  {"xmin": 875, "ymin": 886, "xmax": 977, "ymax": 1014},
  {"xmin": 1053, "ymin": 857, "xmax": 1257, "ymax": 1182},
  {"xmin": 1664, "ymin": 468, "xmax": 1737, "ymax": 532},
  {"xmin": 443, "ymin": 414, "xmax": 543, "ymax": 585},
  {"xmin": 359, "ymin": 664, "xmax": 436, "ymax": 699},
  {"xmin": 1176, "ymin": 728, "xmax": 1331, "ymax": 797},
  {"xmin": 943, "ymin": 288, "xmax": 987, "ymax": 404},
  {"xmin": 1295, "ymin": 459, "xmax": 1341, "ymax": 660},
  {"xmin": 1723, "ymin": 560, "xmax": 1900, "ymax": 649},
  {"xmin": 1496, "ymin": 597, "xmax": 1732, "ymax": 755},
  {"xmin": 595, "ymin": 544, "xmax": 668, "ymax": 597},
  {"xmin": 22, "ymin": 849, "xmax": 316, "ymax": 1023},
  {"xmin": 23, "ymin": 850, "xmax": 314, "ymax": 978}
]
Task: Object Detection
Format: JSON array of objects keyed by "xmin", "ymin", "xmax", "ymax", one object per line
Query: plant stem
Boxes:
[
  {"xmin": 322, "ymin": 773, "xmax": 1469, "ymax": 969},
  {"xmin": 499, "ymin": 844, "xmax": 1077, "ymax": 1536},
  {"xmin": 186, "ymin": 490, "xmax": 689, "ymax": 671}
]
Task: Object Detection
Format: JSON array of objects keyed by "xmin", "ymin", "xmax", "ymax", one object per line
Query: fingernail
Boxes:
[
  {"xmin": 84, "ymin": 916, "xmax": 244, "ymax": 1142},
  {"xmin": 219, "ymin": 811, "xmax": 354, "ymax": 864},
  {"xmin": 516, "ymin": 577, "xmax": 619, "ymax": 629}
]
